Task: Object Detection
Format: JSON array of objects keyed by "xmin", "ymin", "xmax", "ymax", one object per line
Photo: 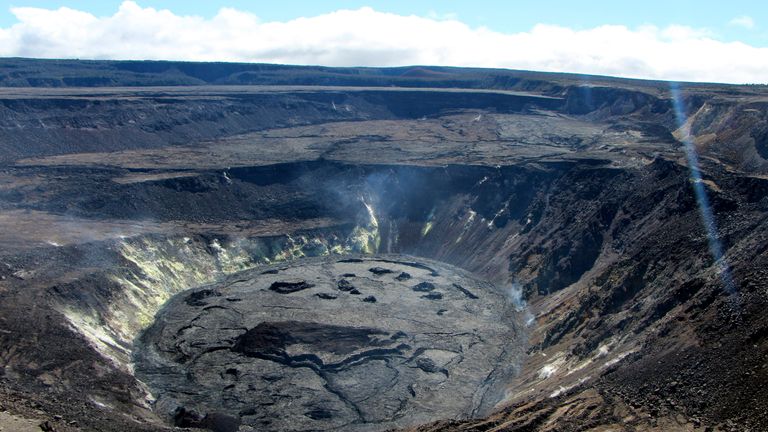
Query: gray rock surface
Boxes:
[{"xmin": 135, "ymin": 255, "xmax": 523, "ymax": 431}]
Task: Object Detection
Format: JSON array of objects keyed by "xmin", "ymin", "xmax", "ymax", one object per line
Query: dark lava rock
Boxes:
[
  {"xmin": 377, "ymin": 259, "xmax": 441, "ymax": 277},
  {"xmin": 336, "ymin": 279, "xmax": 355, "ymax": 292},
  {"xmin": 173, "ymin": 407, "xmax": 205, "ymax": 428},
  {"xmin": 185, "ymin": 289, "xmax": 220, "ymax": 306},
  {"xmin": 416, "ymin": 357, "xmax": 441, "ymax": 374},
  {"xmin": 349, "ymin": 288, "xmax": 361, "ymax": 295},
  {"xmin": 39, "ymin": 421, "xmax": 57, "ymax": 432},
  {"xmin": 203, "ymin": 413, "xmax": 241, "ymax": 432},
  {"xmin": 304, "ymin": 408, "xmax": 334, "ymax": 420},
  {"xmin": 412, "ymin": 282, "xmax": 436, "ymax": 292},
  {"xmin": 369, "ymin": 267, "xmax": 394, "ymax": 275},
  {"xmin": 422, "ymin": 292, "xmax": 444, "ymax": 300},
  {"xmin": 316, "ymin": 293, "xmax": 338, "ymax": 300},
  {"xmin": 362, "ymin": 296, "xmax": 377, "ymax": 303},
  {"xmin": 453, "ymin": 283, "xmax": 479, "ymax": 299},
  {"xmin": 340, "ymin": 273, "xmax": 356, "ymax": 277},
  {"xmin": 395, "ymin": 272, "xmax": 412, "ymax": 281},
  {"xmin": 338, "ymin": 258, "xmax": 364, "ymax": 263},
  {"xmin": 269, "ymin": 279, "xmax": 315, "ymax": 294},
  {"xmin": 232, "ymin": 321, "xmax": 391, "ymax": 361},
  {"xmin": 261, "ymin": 269, "xmax": 280, "ymax": 275},
  {"xmin": 171, "ymin": 408, "xmax": 239, "ymax": 432}
]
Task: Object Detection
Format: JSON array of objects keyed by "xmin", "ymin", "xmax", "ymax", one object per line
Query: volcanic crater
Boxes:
[{"xmin": 0, "ymin": 60, "xmax": 767, "ymax": 432}]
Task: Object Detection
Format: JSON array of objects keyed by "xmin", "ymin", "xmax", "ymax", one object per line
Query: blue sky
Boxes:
[
  {"xmin": 1, "ymin": 1, "xmax": 765, "ymax": 44},
  {"xmin": 0, "ymin": 1, "xmax": 766, "ymax": 82}
]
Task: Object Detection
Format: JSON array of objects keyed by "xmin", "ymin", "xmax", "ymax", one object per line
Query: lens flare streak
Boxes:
[{"xmin": 669, "ymin": 84, "xmax": 736, "ymax": 296}]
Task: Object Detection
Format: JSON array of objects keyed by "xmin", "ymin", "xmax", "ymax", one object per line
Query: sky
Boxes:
[{"xmin": 0, "ymin": 1, "xmax": 766, "ymax": 83}]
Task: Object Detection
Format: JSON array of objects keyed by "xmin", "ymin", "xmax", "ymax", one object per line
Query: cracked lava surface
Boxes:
[{"xmin": 134, "ymin": 255, "xmax": 524, "ymax": 432}]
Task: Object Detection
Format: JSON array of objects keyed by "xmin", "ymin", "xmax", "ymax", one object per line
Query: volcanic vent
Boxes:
[{"xmin": 135, "ymin": 256, "xmax": 523, "ymax": 431}]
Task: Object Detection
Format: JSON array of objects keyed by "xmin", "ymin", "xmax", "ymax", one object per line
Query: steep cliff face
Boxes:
[
  {"xmin": 680, "ymin": 98, "xmax": 768, "ymax": 172},
  {"xmin": 0, "ymin": 88, "xmax": 559, "ymax": 163}
]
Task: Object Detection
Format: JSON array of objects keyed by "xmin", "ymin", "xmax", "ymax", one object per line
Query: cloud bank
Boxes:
[{"xmin": 0, "ymin": 1, "xmax": 766, "ymax": 84}]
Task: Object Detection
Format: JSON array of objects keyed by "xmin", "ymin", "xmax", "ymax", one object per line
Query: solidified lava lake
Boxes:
[{"xmin": 135, "ymin": 255, "xmax": 525, "ymax": 432}]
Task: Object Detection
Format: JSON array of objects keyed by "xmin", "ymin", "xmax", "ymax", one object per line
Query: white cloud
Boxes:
[
  {"xmin": 0, "ymin": 1, "xmax": 767, "ymax": 84},
  {"xmin": 729, "ymin": 15, "xmax": 755, "ymax": 30}
]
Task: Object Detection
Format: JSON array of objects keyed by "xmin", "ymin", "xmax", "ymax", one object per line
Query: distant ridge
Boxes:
[{"xmin": 0, "ymin": 57, "xmax": 737, "ymax": 90}]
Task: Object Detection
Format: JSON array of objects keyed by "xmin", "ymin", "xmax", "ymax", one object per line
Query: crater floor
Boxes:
[{"xmin": 134, "ymin": 255, "xmax": 523, "ymax": 432}]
